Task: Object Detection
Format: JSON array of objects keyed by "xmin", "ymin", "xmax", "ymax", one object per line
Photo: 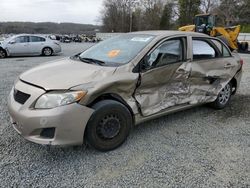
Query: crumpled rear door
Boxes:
[{"xmin": 187, "ymin": 38, "xmax": 240, "ymax": 104}]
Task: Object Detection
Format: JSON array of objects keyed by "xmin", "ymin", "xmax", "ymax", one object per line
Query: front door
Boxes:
[
  {"xmin": 7, "ymin": 36, "xmax": 30, "ymax": 55},
  {"xmin": 134, "ymin": 37, "xmax": 192, "ymax": 116}
]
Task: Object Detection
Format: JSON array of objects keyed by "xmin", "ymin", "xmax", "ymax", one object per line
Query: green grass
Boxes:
[{"xmin": 241, "ymin": 25, "xmax": 250, "ymax": 33}]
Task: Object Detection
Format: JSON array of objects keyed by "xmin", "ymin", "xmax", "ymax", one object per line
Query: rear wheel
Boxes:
[
  {"xmin": 210, "ymin": 82, "xmax": 232, "ymax": 109},
  {"xmin": 86, "ymin": 100, "xmax": 132, "ymax": 151},
  {"xmin": 42, "ymin": 47, "xmax": 53, "ymax": 56},
  {"xmin": 240, "ymin": 42, "xmax": 249, "ymax": 52},
  {"xmin": 0, "ymin": 49, "xmax": 7, "ymax": 58}
]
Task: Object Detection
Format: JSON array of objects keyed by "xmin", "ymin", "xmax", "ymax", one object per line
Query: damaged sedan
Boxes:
[{"xmin": 8, "ymin": 31, "xmax": 243, "ymax": 151}]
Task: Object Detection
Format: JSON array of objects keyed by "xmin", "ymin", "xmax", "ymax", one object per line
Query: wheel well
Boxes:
[
  {"xmin": 87, "ymin": 93, "xmax": 135, "ymax": 125},
  {"xmin": 0, "ymin": 47, "xmax": 7, "ymax": 55},
  {"xmin": 230, "ymin": 77, "xmax": 237, "ymax": 95}
]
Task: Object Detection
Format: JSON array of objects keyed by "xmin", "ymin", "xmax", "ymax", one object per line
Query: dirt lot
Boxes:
[{"xmin": 0, "ymin": 43, "xmax": 249, "ymax": 187}]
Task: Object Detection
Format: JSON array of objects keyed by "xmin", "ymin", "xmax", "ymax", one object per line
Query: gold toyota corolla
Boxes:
[{"xmin": 8, "ymin": 31, "xmax": 243, "ymax": 151}]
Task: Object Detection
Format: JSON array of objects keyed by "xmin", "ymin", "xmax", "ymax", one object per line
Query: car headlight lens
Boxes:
[{"xmin": 34, "ymin": 91, "xmax": 87, "ymax": 109}]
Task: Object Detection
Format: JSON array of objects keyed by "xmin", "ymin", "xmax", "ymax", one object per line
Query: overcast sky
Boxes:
[{"xmin": 1, "ymin": 0, "xmax": 104, "ymax": 25}]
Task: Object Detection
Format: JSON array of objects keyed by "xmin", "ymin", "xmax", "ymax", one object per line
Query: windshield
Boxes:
[
  {"xmin": 79, "ymin": 34, "xmax": 155, "ymax": 66},
  {"xmin": 196, "ymin": 16, "xmax": 208, "ymax": 26}
]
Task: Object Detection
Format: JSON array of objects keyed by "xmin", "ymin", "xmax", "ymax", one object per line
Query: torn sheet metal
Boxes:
[{"xmin": 134, "ymin": 57, "xmax": 240, "ymax": 116}]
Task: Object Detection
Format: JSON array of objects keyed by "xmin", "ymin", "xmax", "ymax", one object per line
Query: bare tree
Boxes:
[
  {"xmin": 200, "ymin": 0, "xmax": 219, "ymax": 13},
  {"xmin": 213, "ymin": 0, "xmax": 241, "ymax": 26},
  {"xmin": 101, "ymin": 0, "xmax": 167, "ymax": 32}
]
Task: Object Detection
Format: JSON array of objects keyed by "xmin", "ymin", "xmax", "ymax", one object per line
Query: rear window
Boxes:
[
  {"xmin": 30, "ymin": 36, "xmax": 46, "ymax": 42},
  {"xmin": 192, "ymin": 40, "xmax": 216, "ymax": 60},
  {"xmin": 211, "ymin": 39, "xmax": 231, "ymax": 57}
]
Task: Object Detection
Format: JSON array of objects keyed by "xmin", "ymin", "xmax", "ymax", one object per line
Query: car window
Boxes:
[
  {"xmin": 222, "ymin": 45, "xmax": 231, "ymax": 57},
  {"xmin": 211, "ymin": 39, "xmax": 222, "ymax": 53},
  {"xmin": 145, "ymin": 39, "xmax": 183, "ymax": 68},
  {"xmin": 30, "ymin": 36, "xmax": 46, "ymax": 42},
  {"xmin": 15, "ymin": 36, "xmax": 29, "ymax": 43},
  {"xmin": 211, "ymin": 39, "xmax": 231, "ymax": 57},
  {"xmin": 193, "ymin": 40, "xmax": 216, "ymax": 60}
]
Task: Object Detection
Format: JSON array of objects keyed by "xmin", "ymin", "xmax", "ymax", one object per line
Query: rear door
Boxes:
[
  {"xmin": 29, "ymin": 36, "xmax": 46, "ymax": 54},
  {"xmin": 134, "ymin": 36, "xmax": 193, "ymax": 116},
  {"xmin": 7, "ymin": 36, "xmax": 30, "ymax": 55},
  {"xmin": 188, "ymin": 37, "xmax": 239, "ymax": 104}
]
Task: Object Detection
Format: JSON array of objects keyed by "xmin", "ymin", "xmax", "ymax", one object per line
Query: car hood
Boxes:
[{"xmin": 19, "ymin": 58, "xmax": 117, "ymax": 90}]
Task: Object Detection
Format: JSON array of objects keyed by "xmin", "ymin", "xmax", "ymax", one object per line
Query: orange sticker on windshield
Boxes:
[{"xmin": 108, "ymin": 50, "xmax": 120, "ymax": 58}]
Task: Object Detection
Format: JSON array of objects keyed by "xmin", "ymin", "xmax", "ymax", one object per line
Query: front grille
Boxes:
[{"xmin": 13, "ymin": 89, "xmax": 30, "ymax": 104}]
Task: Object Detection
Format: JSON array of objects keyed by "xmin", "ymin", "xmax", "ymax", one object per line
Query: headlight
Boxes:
[{"xmin": 34, "ymin": 91, "xmax": 87, "ymax": 109}]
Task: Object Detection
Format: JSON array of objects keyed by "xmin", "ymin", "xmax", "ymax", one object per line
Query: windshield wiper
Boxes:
[{"xmin": 79, "ymin": 57, "xmax": 105, "ymax": 66}]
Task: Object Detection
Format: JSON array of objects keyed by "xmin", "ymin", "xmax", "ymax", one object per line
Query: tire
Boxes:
[
  {"xmin": 86, "ymin": 100, "xmax": 132, "ymax": 151},
  {"xmin": 0, "ymin": 49, "xmax": 7, "ymax": 58},
  {"xmin": 210, "ymin": 82, "xmax": 232, "ymax": 109},
  {"xmin": 240, "ymin": 42, "xmax": 248, "ymax": 52},
  {"xmin": 42, "ymin": 47, "xmax": 53, "ymax": 56}
]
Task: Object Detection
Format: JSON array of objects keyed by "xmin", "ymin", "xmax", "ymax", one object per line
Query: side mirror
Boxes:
[{"xmin": 9, "ymin": 41, "xmax": 16, "ymax": 44}]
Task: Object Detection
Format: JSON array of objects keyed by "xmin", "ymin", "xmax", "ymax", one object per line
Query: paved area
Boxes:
[{"xmin": 0, "ymin": 43, "xmax": 249, "ymax": 187}]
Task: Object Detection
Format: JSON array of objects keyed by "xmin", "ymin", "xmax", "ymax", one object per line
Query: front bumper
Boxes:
[{"xmin": 7, "ymin": 80, "xmax": 94, "ymax": 146}]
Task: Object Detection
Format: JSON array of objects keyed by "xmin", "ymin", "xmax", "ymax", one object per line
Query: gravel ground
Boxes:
[{"xmin": 0, "ymin": 43, "xmax": 250, "ymax": 187}]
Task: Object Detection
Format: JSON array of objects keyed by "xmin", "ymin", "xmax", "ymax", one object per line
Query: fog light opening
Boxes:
[{"xmin": 40, "ymin": 128, "xmax": 55, "ymax": 139}]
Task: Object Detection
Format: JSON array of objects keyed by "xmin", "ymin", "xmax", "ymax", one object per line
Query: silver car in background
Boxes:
[{"xmin": 0, "ymin": 34, "xmax": 61, "ymax": 58}]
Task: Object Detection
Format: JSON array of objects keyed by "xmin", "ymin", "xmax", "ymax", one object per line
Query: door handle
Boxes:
[{"xmin": 224, "ymin": 63, "xmax": 234, "ymax": 68}]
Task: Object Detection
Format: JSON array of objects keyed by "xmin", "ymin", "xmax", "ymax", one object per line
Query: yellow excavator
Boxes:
[{"xmin": 179, "ymin": 14, "xmax": 249, "ymax": 52}]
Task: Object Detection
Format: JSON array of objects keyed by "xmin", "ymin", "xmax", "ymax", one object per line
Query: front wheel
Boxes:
[
  {"xmin": 0, "ymin": 49, "xmax": 7, "ymax": 58},
  {"xmin": 210, "ymin": 82, "xmax": 232, "ymax": 109},
  {"xmin": 86, "ymin": 100, "xmax": 132, "ymax": 151}
]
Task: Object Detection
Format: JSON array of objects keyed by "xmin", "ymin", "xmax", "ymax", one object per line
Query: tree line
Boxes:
[
  {"xmin": 101, "ymin": 0, "xmax": 250, "ymax": 32},
  {"xmin": 0, "ymin": 22, "xmax": 100, "ymax": 34}
]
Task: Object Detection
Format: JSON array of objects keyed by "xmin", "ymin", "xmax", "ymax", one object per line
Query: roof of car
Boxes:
[{"xmin": 130, "ymin": 30, "xmax": 207, "ymax": 37}]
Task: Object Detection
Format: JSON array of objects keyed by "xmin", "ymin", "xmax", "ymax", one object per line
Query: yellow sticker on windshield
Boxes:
[{"xmin": 108, "ymin": 50, "xmax": 121, "ymax": 58}]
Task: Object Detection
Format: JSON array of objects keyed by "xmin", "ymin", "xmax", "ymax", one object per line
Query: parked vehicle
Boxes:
[
  {"xmin": 8, "ymin": 31, "xmax": 243, "ymax": 151},
  {"xmin": 60, "ymin": 35, "xmax": 71, "ymax": 43},
  {"xmin": 72, "ymin": 35, "xmax": 82, "ymax": 43},
  {"xmin": 0, "ymin": 34, "xmax": 61, "ymax": 58},
  {"xmin": 49, "ymin": 35, "xmax": 61, "ymax": 41},
  {"xmin": 238, "ymin": 34, "xmax": 250, "ymax": 52}
]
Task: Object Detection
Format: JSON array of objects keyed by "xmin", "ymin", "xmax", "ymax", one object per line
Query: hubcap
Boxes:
[
  {"xmin": 44, "ymin": 48, "xmax": 52, "ymax": 56},
  {"xmin": 0, "ymin": 50, "xmax": 5, "ymax": 58},
  {"xmin": 218, "ymin": 84, "xmax": 231, "ymax": 105},
  {"xmin": 96, "ymin": 114, "xmax": 121, "ymax": 139}
]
